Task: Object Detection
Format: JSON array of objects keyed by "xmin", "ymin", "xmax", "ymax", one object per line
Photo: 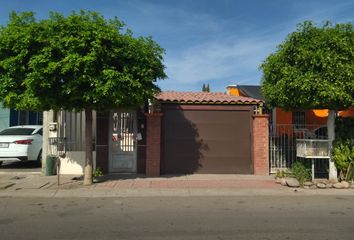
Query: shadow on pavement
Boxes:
[{"xmin": 0, "ymin": 160, "xmax": 41, "ymax": 172}]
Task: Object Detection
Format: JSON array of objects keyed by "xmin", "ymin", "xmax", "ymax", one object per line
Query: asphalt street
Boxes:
[{"xmin": 0, "ymin": 195, "xmax": 353, "ymax": 240}]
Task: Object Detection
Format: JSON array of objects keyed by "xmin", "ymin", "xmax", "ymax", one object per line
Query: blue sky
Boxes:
[{"xmin": 0, "ymin": 0, "xmax": 353, "ymax": 92}]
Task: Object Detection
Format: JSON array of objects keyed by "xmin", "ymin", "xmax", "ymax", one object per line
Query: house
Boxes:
[
  {"xmin": 226, "ymin": 84, "xmax": 354, "ymax": 128},
  {"xmin": 45, "ymin": 91, "xmax": 269, "ymax": 176},
  {"xmin": 226, "ymin": 84, "xmax": 354, "ymax": 173}
]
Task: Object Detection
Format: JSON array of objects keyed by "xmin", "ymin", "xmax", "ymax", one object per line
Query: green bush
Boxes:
[
  {"xmin": 289, "ymin": 161, "xmax": 311, "ymax": 186},
  {"xmin": 93, "ymin": 167, "xmax": 104, "ymax": 178},
  {"xmin": 275, "ymin": 170, "xmax": 285, "ymax": 178},
  {"xmin": 332, "ymin": 140, "xmax": 354, "ymax": 181},
  {"xmin": 275, "ymin": 169, "xmax": 291, "ymax": 178}
]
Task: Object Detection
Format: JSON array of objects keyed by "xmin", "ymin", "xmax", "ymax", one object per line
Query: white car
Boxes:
[{"xmin": 0, "ymin": 125, "xmax": 43, "ymax": 166}]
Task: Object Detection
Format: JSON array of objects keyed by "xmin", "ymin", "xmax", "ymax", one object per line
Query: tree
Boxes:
[
  {"xmin": 261, "ymin": 21, "xmax": 354, "ymax": 181},
  {"xmin": 202, "ymin": 83, "xmax": 210, "ymax": 92},
  {"xmin": 0, "ymin": 11, "xmax": 166, "ymax": 185}
]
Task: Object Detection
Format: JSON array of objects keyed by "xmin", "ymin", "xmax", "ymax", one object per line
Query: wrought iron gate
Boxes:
[{"xmin": 269, "ymin": 124, "xmax": 328, "ymax": 175}]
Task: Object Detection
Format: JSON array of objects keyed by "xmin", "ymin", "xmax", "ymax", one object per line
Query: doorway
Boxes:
[{"xmin": 109, "ymin": 110, "xmax": 137, "ymax": 173}]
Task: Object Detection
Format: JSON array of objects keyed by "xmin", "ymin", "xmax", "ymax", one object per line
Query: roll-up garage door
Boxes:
[{"xmin": 163, "ymin": 109, "xmax": 252, "ymax": 174}]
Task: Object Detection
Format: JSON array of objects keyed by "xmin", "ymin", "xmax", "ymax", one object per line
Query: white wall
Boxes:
[
  {"xmin": 59, "ymin": 151, "xmax": 96, "ymax": 175},
  {"xmin": 43, "ymin": 110, "xmax": 98, "ymax": 175}
]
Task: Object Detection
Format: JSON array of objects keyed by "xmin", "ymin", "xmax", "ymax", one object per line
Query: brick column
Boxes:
[
  {"xmin": 145, "ymin": 113, "xmax": 162, "ymax": 177},
  {"xmin": 252, "ymin": 114, "xmax": 269, "ymax": 175}
]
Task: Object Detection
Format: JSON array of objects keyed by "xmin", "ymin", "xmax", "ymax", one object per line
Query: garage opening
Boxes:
[{"xmin": 162, "ymin": 106, "xmax": 252, "ymax": 174}]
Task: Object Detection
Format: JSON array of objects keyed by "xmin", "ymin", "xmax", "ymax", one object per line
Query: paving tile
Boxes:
[{"xmin": 132, "ymin": 181, "xmax": 151, "ymax": 188}]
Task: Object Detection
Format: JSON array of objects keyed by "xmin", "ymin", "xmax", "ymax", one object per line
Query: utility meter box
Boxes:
[{"xmin": 49, "ymin": 122, "xmax": 57, "ymax": 131}]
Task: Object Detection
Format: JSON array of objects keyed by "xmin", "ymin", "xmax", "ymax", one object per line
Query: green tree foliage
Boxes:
[
  {"xmin": 0, "ymin": 11, "xmax": 166, "ymax": 111},
  {"xmin": 261, "ymin": 21, "xmax": 354, "ymax": 181},
  {"xmin": 205, "ymin": 84, "xmax": 210, "ymax": 92},
  {"xmin": 260, "ymin": 21, "xmax": 354, "ymax": 111},
  {"xmin": 0, "ymin": 11, "xmax": 166, "ymax": 184},
  {"xmin": 202, "ymin": 83, "xmax": 210, "ymax": 92}
]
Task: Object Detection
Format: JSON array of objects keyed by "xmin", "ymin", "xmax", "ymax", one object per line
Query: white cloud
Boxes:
[
  {"xmin": 164, "ymin": 32, "xmax": 281, "ymax": 86},
  {"xmin": 163, "ymin": 1, "xmax": 354, "ymax": 89}
]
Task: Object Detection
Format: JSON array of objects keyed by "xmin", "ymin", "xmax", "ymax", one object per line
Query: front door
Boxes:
[{"xmin": 109, "ymin": 110, "xmax": 137, "ymax": 173}]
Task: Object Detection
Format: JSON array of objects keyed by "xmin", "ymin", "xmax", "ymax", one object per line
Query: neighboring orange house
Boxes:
[{"xmin": 226, "ymin": 85, "xmax": 354, "ymax": 127}]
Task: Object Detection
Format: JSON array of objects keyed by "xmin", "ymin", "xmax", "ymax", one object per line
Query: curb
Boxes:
[{"xmin": 1, "ymin": 187, "xmax": 354, "ymax": 198}]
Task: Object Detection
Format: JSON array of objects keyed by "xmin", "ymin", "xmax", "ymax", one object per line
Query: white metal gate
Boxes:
[{"xmin": 109, "ymin": 110, "xmax": 137, "ymax": 173}]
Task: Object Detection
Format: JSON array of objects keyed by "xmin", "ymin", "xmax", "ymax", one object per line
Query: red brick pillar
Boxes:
[
  {"xmin": 252, "ymin": 114, "xmax": 269, "ymax": 175},
  {"xmin": 145, "ymin": 113, "xmax": 162, "ymax": 177}
]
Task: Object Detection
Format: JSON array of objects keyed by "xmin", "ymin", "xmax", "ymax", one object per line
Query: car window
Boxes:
[{"xmin": 0, "ymin": 128, "xmax": 35, "ymax": 135}]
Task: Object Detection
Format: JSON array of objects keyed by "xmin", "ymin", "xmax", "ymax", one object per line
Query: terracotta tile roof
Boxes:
[{"xmin": 156, "ymin": 91, "xmax": 263, "ymax": 104}]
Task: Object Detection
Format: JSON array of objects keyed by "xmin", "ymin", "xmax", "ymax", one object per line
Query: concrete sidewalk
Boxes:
[{"xmin": 0, "ymin": 172, "xmax": 353, "ymax": 198}]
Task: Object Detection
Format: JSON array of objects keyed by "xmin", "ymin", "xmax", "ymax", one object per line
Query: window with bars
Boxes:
[
  {"xmin": 37, "ymin": 112, "xmax": 43, "ymax": 125},
  {"xmin": 18, "ymin": 111, "xmax": 29, "ymax": 125},
  {"xmin": 292, "ymin": 111, "xmax": 305, "ymax": 128},
  {"xmin": 9, "ymin": 109, "xmax": 42, "ymax": 126}
]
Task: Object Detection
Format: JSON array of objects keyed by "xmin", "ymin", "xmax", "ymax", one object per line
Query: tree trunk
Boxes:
[
  {"xmin": 83, "ymin": 107, "xmax": 93, "ymax": 185},
  {"xmin": 327, "ymin": 109, "xmax": 338, "ymax": 182}
]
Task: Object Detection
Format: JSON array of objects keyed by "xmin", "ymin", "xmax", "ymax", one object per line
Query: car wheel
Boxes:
[
  {"xmin": 0, "ymin": 161, "xmax": 2, "ymax": 166},
  {"xmin": 37, "ymin": 150, "xmax": 42, "ymax": 166}
]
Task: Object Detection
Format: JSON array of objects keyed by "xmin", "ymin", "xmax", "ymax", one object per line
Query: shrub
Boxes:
[
  {"xmin": 289, "ymin": 161, "xmax": 311, "ymax": 186},
  {"xmin": 93, "ymin": 167, "xmax": 104, "ymax": 178},
  {"xmin": 332, "ymin": 140, "xmax": 354, "ymax": 181}
]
